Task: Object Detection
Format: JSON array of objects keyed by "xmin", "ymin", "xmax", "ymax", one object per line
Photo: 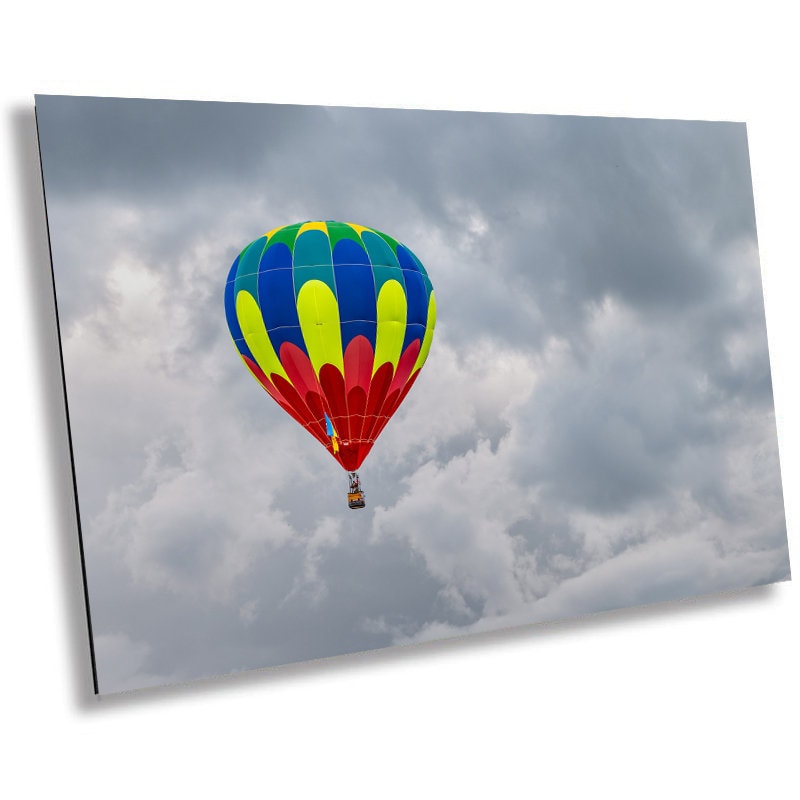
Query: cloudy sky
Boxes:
[{"xmin": 36, "ymin": 95, "xmax": 790, "ymax": 694}]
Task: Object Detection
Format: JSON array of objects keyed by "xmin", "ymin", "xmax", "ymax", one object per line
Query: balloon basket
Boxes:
[{"xmin": 347, "ymin": 472, "xmax": 366, "ymax": 509}]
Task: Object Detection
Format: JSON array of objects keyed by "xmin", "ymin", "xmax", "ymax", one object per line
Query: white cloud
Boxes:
[
  {"xmin": 375, "ymin": 334, "xmax": 538, "ymax": 470},
  {"xmin": 369, "ymin": 293, "xmax": 788, "ymax": 649},
  {"xmin": 392, "ymin": 515, "xmax": 787, "ymax": 649},
  {"xmin": 373, "ymin": 438, "xmax": 535, "ymax": 617},
  {"xmin": 93, "ymin": 633, "xmax": 175, "ymax": 694},
  {"xmin": 64, "ymin": 240, "xmax": 309, "ymax": 600},
  {"xmin": 281, "ymin": 515, "xmax": 343, "ymax": 606}
]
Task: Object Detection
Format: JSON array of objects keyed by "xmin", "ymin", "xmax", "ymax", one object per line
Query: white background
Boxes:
[{"xmin": 1, "ymin": 2, "xmax": 797, "ymax": 797}]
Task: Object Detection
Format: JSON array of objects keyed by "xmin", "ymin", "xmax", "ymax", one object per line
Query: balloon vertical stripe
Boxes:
[
  {"xmin": 373, "ymin": 279, "xmax": 407, "ymax": 375},
  {"xmin": 296, "ymin": 280, "xmax": 345, "ymax": 376},
  {"xmin": 236, "ymin": 290, "xmax": 289, "ymax": 382},
  {"xmin": 413, "ymin": 293, "xmax": 437, "ymax": 374}
]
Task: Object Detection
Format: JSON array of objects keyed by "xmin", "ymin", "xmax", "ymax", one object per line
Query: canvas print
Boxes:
[{"xmin": 35, "ymin": 95, "xmax": 790, "ymax": 695}]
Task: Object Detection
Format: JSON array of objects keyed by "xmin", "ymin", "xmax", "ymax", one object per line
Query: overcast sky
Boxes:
[{"xmin": 36, "ymin": 95, "xmax": 790, "ymax": 694}]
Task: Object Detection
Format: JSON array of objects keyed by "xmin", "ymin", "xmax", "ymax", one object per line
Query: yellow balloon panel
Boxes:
[
  {"xmin": 373, "ymin": 279, "xmax": 407, "ymax": 375},
  {"xmin": 297, "ymin": 220, "xmax": 329, "ymax": 236},
  {"xmin": 413, "ymin": 292, "xmax": 437, "ymax": 374},
  {"xmin": 235, "ymin": 290, "xmax": 288, "ymax": 381},
  {"xmin": 296, "ymin": 279, "xmax": 345, "ymax": 376}
]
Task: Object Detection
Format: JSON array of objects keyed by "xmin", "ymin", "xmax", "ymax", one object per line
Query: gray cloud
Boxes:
[{"xmin": 36, "ymin": 95, "xmax": 789, "ymax": 693}]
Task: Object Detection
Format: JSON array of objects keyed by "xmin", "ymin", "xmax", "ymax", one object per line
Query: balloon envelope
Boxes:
[{"xmin": 225, "ymin": 221, "xmax": 436, "ymax": 471}]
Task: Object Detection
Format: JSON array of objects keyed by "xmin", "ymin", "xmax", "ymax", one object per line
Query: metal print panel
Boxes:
[{"xmin": 35, "ymin": 95, "xmax": 790, "ymax": 694}]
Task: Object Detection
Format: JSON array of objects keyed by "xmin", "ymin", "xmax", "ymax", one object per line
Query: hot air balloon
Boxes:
[{"xmin": 224, "ymin": 220, "xmax": 436, "ymax": 509}]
